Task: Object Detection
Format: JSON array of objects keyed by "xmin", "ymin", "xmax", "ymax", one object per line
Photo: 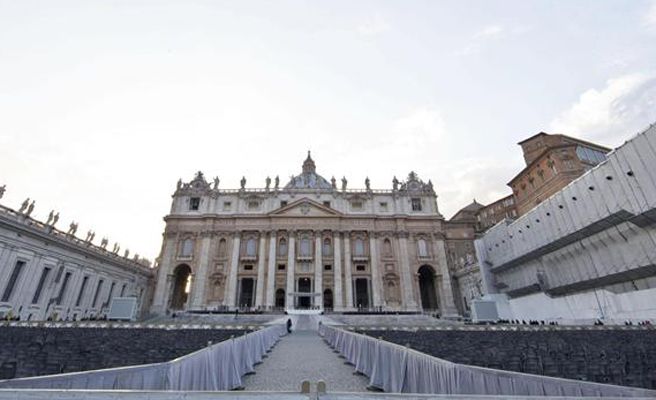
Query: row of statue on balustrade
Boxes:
[{"xmin": 0, "ymin": 184, "xmax": 146, "ymax": 265}]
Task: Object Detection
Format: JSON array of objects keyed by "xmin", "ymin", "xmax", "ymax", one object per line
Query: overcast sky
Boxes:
[{"xmin": 1, "ymin": 1, "xmax": 655, "ymax": 262}]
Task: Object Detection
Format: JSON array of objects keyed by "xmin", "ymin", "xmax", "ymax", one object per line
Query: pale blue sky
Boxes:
[{"xmin": 1, "ymin": 1, "xmax": 655, "ymax": 261}]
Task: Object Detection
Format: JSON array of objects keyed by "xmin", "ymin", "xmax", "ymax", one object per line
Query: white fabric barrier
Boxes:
[
  {"xmin": 319, "ymin": 324, "xmax": 656, "ymax": 397},
  {"xmin": 0, "ymin": 324, "xmax": 286, "ymax": 391}
]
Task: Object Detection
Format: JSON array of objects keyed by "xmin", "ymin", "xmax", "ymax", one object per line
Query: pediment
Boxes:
[{"xmin": 269, "ymin": 198, "xmax": 342, "ymax": 217}]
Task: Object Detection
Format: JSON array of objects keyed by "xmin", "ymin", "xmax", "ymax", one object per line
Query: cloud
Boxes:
[
  {"xmin": 474, "ymin": 25, "xmax": 504, "ymax": 39},
  {"xmin": 645, "ymin": 1, "xmax": 656, "ymax": 30},
  {"xmin": 549, "ymin": 73, "xmax": 656, "ymax": 145},
  {"xmin": 357, "ymin": 14, "xmax": 390, "ymax": 36},
  {"xmin": 392, "ymin": 106, "xmax": 446, "ymax": 146}
]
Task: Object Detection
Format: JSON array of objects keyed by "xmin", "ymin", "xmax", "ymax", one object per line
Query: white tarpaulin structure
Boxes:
[{"xmin": 319, "ymin": 324, "xmax": 656, "ymax": 397}]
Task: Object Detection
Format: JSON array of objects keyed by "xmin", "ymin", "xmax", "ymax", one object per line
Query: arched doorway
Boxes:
[
  {"xmin": 297, "ymin": 278, "xmax": 311, "ymax": 308},
  {"xmin": 355, "ymin": 278, "xmax": 370, "ymax": 309},
  {"xmin": 418, "ymin": 265, "xmax": 438, "ymax": 310},
  {"xmin": 238, "ymin": 278, "xmax": 254, "ymax": 307},
  {"xmin": 275, "ymin": 289, "xmax": 285, "ymax": 308},
  {"xmin": 323, "ymin": 289, "xmax": 333, "ymax": 309},
  {"xmin": 170, "ymin": 264, "xmax": 191, "ymax": 310}
]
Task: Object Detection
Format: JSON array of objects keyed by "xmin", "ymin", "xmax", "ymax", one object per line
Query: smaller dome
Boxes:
[{"xmin": 284, "ymin": 152, "xmax": 333, "ymax": 190}]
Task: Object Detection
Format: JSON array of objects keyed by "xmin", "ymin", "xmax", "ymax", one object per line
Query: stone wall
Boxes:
[
  {"xmin": 359, "ymin": 329, "xmax": 656, "ymax": 390},
  {"xmin": 0, "ymin": 327, "xmax": 247, "ymax": 379}
]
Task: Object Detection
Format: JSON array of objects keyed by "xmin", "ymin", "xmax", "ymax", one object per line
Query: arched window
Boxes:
[
  {"xmin": 417, "ymin": 239, "xmax": 428, "ymax": 258},
  {"xmin": 300, "ymin": 237, "xmax": 311, "ymax": 257},
  {"xmin": 246, "ymin": 238, "xmax": 257, "ymax": 257},
  {"xmin": 354, "ymin": 238, "xmax": 365, "ymax": 256},
  {"xmin": 322, "ymin": 238, "xmax": 332, "ymax": 256},
  {"xmin": 383, "ymin": 238, "xmax": 393, "ymax": 256},
  {"xmin": 180, "ymin": 238, "xmax": 194, "ymax": 257},
  {"xmin": 278, "ymin": 238, "xmax": 287, "ymax": 257},
  {"xmin": 218, "ymin": 238, "xmax": 227, "ymax": 257}
]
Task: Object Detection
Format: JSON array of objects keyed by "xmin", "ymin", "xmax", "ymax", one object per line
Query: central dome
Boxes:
[{"xmin": 284, "ymin": 151, "xmax": 333, "ymax": 190}]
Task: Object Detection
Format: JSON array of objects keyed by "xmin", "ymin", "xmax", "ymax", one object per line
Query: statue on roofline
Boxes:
[
  {"xmin": 274, "ymin": 175, "xmax": 280, "ymax": 189},
  {"xmin": 341, "ymin": 176, "xmax": 347, "ymax": 191},
  {"xmin": 18, "ymin": 198, "xmax": 29, "ymax": 213},
  {"xmin": 213, "ymin": 176, "xmax": 220, "ymax": 190},
  {"xmin": 240, "ymin": 176, "xmax": 246, "ymax": 189}
]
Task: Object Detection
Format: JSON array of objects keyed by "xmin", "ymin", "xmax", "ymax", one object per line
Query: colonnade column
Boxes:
[
  {"xmin": 369, "ymin": 233, "xmax": 382, "ymax": 307},
  {"xmin": 190, "ymin": 233, "xmax": 212, "ymax": 309},
  {"xmin": 433, "ymin": 236, "xmax": 459, "ymax": 317},
  {"xmin": 255, "ymin": 232, "xmax": 267, "ymax": 308},
  {"xmin": 265, "ymin": 231, "xmax": 277, "ymax": 308},
  {"xmin": 343, "ymin": 233, "xmax": 354, "ymax": 310},
  {"xmin": 397, "ymin": 232, "xmax": 417, "ymax": 310},
  {"xmin": 224, "ymin": 232, "xmax": 240, "ymax": 308},
  {"xmin": 332, "ymin": 232, "xmax": 343, "ymax": 311},
  {"xmin": 153, "ymin": 234, "xmax": 177, "ymax": 313},
  {"xmin": 285, "ymin": 231, "xmax": 296, "ymax": 310},
  {"xmin": 314, "ymin": 231, "xmax": 323, "ymax": 308}
]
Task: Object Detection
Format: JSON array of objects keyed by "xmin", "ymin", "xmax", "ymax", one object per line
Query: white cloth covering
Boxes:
[
  {"xmin": 319, "ymin": 325, "xmax": 656, "ymax": 397},
  {"xmin": 0, "ymin": 324, "xmax": 286, "ymax": 391}
]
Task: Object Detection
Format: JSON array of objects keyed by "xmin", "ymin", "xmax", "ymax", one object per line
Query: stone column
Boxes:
[
  {"xmin": 190, "ymin": 233, "xmax": 212, "ymax": 310},
  {"xmin": 314, "ymin": 231, "xmax": 323, "ymax": 309},
  {"xmin": 224, "ymin": 232, "xmax": 241, "ymax": 308},
  {"xmin": 343, "ymin": 233, "xmax": 354, "ymax": 310},
  {"xmin": 433, "ymin": 236, "xmax": 459, "ymax": 317},
  {"xmin": 333, "ymin": 232, "xmax": 343, "ymax": 311},
  {"xmin": 369, "ymin": 233, "xmax": 382, "ymax": 308},
  {"xmin": 265, "ymin": 231, "xmax": 277, "ymax": 308},
  {"xmin": 285, "ymin": 231, "xmax": 296, "ymax": 310},
  {"xmin": 398, "ymin": 232, "xmax": 418, "ymax": 310},
  {"xmin": 255, "ymin": 232, "xmax": 267, "ymax": 308},
  {"xmin": 152, "ymin": 235, "xmax": 177, "ymax": 314}
]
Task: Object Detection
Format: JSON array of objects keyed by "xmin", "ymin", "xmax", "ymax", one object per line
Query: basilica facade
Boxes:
[{"xmin": 151, "ymin": 153, "xmax": 460, "ymax": 315}]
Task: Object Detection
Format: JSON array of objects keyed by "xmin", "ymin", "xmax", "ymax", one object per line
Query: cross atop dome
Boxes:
[{"xmin": 302, "ymin": 150, "xmax": 316, "ymax": 174}]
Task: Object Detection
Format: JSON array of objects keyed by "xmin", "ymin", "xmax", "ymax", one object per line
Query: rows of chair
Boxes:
[
  {"xmin": 0, "ymin": 327, "xmax": 247, "ymax": 380},
  {"xmin": 360, "ymin": 329, "xmax": 656, "ymax": 389}
]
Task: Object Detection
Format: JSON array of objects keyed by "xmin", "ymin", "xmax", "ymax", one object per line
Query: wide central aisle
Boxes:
[{"xmin": 243, "ymin": 316, "xmax": 369, "ymax": 392}]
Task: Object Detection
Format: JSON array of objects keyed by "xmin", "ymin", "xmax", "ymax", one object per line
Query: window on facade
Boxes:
[
  {"xmin": 411, "ymin": 198, "xmax": 422, "ymax": 211},
  {"xmin": 106, "ymin": 282, "xmax": 115, "ymax": 304},
  {"xmin": 322, "ymin": 238, "xmax": 332, "ymax": 256},
  {"xmin": 57, "ymin": 272, "xmax": 72, "ymax": 305},
  {"xmin": 244, "ymin": 264, "xmax": 253, "ymax": 270},
  {"xmin": 92, "ymin": 280, "xmax": 104, "ymax": 308},
  {"xmin": 379, "ymin": 202, "xmax": 388, "ymax": 211},
  {"xmin": 32, "ymin": 267, "xmax": 51, "ymax": 304},
  {"xmin": 218, "ymin": 238, "xmax": 227, "ymax": 257},
  {"xmin": 324, "ymin": 264, "xmax": 332, "ymax": 271},
  {"xmin": 189, "ymin": 197, "xmax": 200, "ymax": 211},
  {"xmin": 300, "ymin": 238, "xmax": 312, "ymax": 257},
  {"xmin": 351, "ymin": 201, "xmax": 363, "ymax": 210},
  {"xmin": 323, "ymin": 201, "xmax": 331, "ymax": 208},
  {"xmin": 576, "ymin": 145, "xmax": 607, "ymax": 164},
  {"xmin": 417, "ymin": 239, "xmax": 429, "ymax": 257},
  {"xmin": 356, "ymin": 265, "xmax": 366, "ymax": 271},
  {"xmin": 278, "ymin": 238, "xmax": 287, "ymax": 256},
  {"xmin": 181, "ymin": 238, "xmax": 194, "ymax": 257},
  {"xmin": 248, "ymin": 201, "xmax": 259, "ymax": 210},
  {"xmin": 280, "ymin": 200, "xmax": 288, "ymax": 207},
  {"xmin": 223, "ymin": 201, "xmax": 232, "ymax": 210},
  {"xmin": 75, "ymin": 276, "xmax": 89, "ymax": 307},
  {"xmin": 277, "ymin": 264, "xmax": 286, "ymax": 271},
  {"xmin": 354, "ymin": 238, "xmax": 365, "ymax": 256},
  {"xmin": 2, "ymin": 260, "xmax": 25, "ymax": 302},
  {"xmin": 246, "ymin": 238, "xmax": 257, "ymax": 257},
  {"xmin": 383, "ymin": 239, "xmax": 393, "ymax": 256},
  {"xmin": 120, "ymin": 283, "xmax": 127, "ymax": 297}
]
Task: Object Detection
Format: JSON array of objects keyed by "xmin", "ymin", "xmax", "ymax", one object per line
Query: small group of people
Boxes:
[
  {"xmin": 624, "ymin": 320, "xmax": 652, "ymax": 326},
  {"xmin": 497, "ymin": 319, "xmax": 559, "ymax": 326}
]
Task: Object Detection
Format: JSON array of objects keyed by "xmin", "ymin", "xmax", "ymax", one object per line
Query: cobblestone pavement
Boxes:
[{"xmin": 243, "ymin": 317, "xmax": 369, "ymax": 392}]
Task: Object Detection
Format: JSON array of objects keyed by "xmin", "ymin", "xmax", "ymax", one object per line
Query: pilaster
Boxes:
[
  {"xmin": 333, "ymin": 231, "xmax": 343, "ymax": 311},
  {"xmin": 224, "ymin": 232, "xmax": 241, "ymax": 308},
  {"xmin": 265, "ymin": 231, "xmax": 277, "ymax": 308},
  {"xmin": 369, "ymin": 232, "xmax": 382, "ymax": 307},
  {"xmin": 285, "ymin": 231, "xmax": 296, "ymax": 310},
  {"xmin": 255, "ymin": 232, "xmax": 267, "ymax": 307},
  {"xmin": 343, "ymin": 233, "xmax": 354, "ymax": 310},
  {"xmin": 314, "ymin": 231, "xmax": 323, "ymax": 309}
]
